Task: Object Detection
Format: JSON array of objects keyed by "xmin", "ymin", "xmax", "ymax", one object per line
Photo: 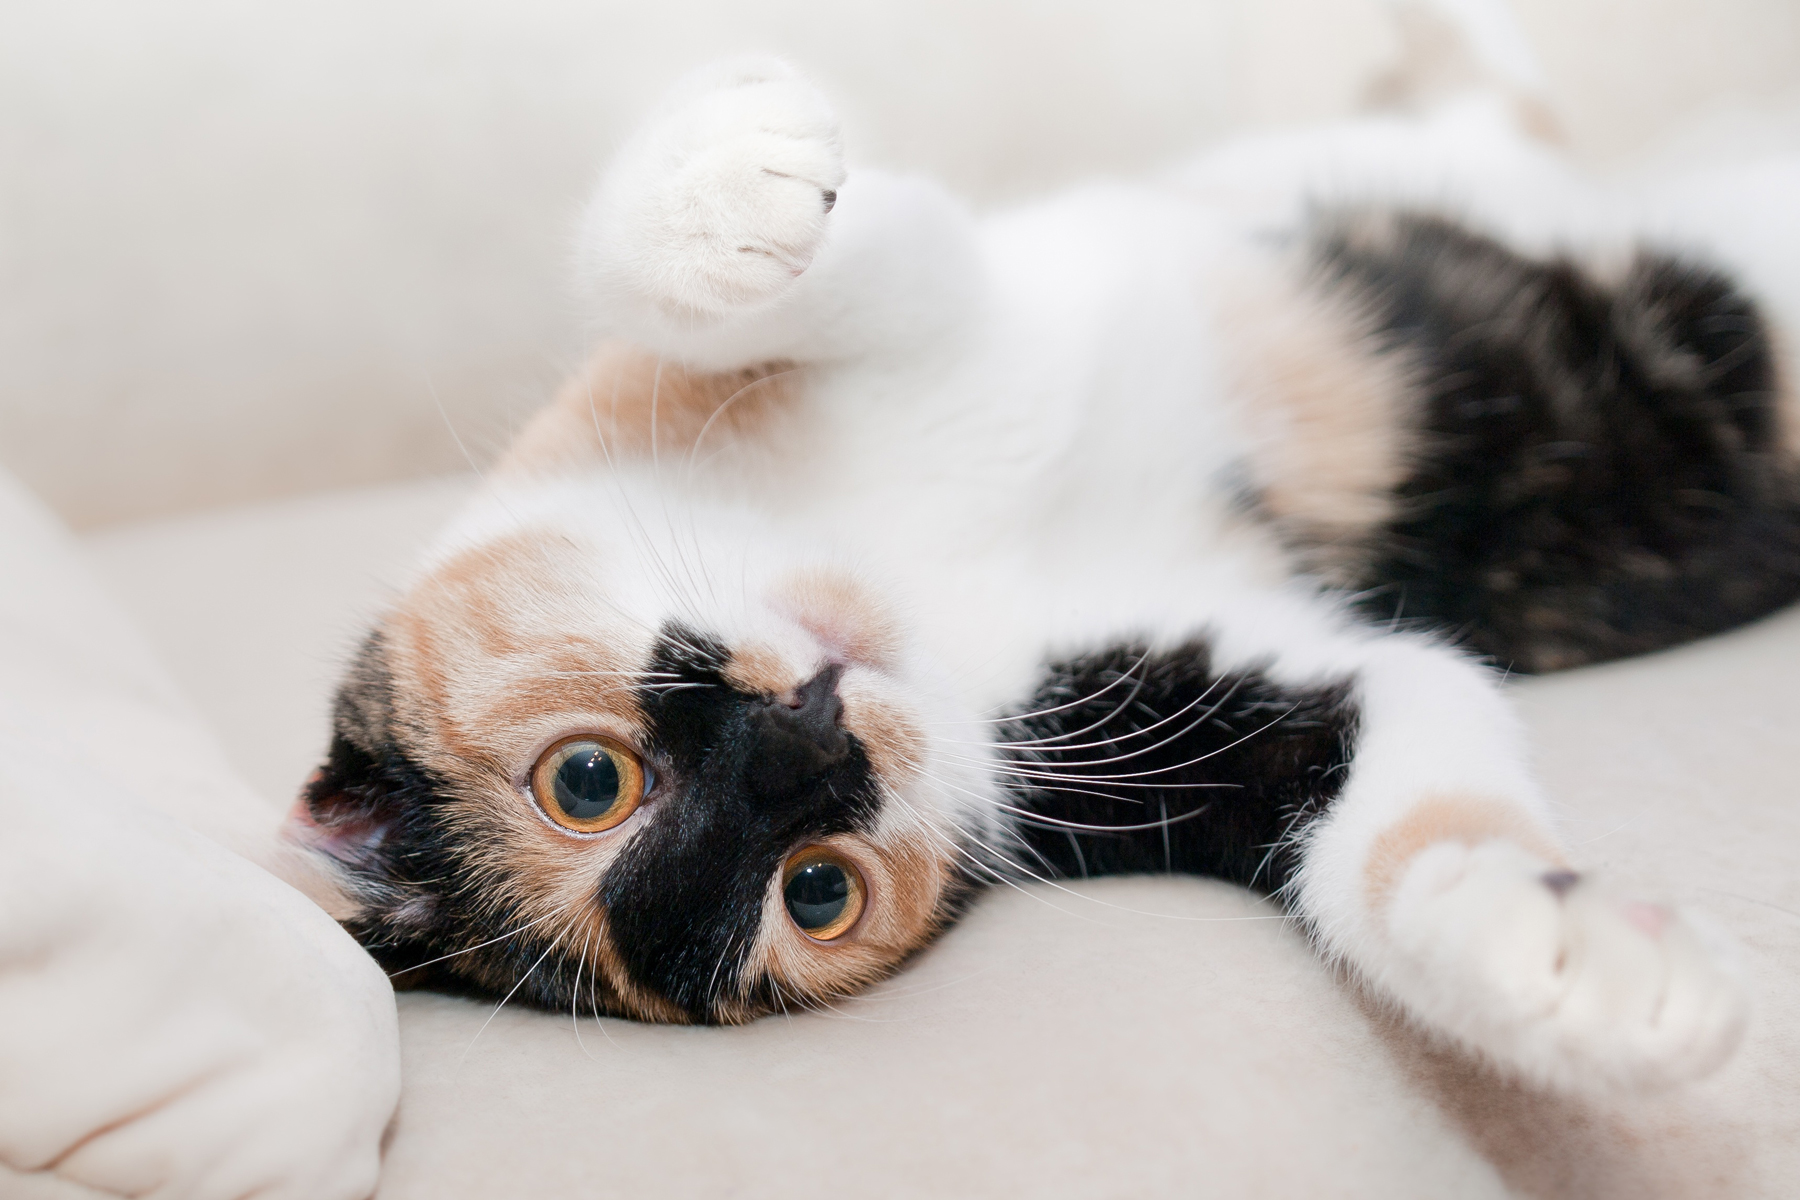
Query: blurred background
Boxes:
[{"xmin": 3, "ymin": 0, "xmax": 1799, "ymax": 532}]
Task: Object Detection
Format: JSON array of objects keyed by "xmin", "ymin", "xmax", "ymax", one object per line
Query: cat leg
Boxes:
[
  {"xmin": 1008, "ymin": 604, "xmax": 1746, "ymax": 1090},
  {"xmin": 1283, "ymin": 629, "xmax": 1748, "ymax": 1091},
  {"xmin": 578, "ymin": 58, "xmax": 980, "ymax": 371}
]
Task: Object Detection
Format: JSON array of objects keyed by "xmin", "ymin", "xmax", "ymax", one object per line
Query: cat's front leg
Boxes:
[
  {"xmin": 582, "ymin": 58, "xmax": 843, "ymax": 325},
  {"xmin": 1290, "ymin": 636, "xmax": 1748, "ymax": 1091},
  {"xmin": 579, "ymin": 58, "xmax": 978, "ymax": 370}
]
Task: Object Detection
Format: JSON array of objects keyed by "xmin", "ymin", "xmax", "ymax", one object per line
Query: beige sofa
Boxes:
[{"xmin": 6, "ymin": 1, "xmax": 1800, "ymax": 1195}]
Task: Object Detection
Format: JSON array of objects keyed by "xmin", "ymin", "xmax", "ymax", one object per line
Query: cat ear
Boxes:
[
  {"xmin": 291, "ymin": 753, "xmax": 399, "ymax": 871},
  {"xmin": 281, "ymin": 632, "xmax": 422, "ymax": 914}
]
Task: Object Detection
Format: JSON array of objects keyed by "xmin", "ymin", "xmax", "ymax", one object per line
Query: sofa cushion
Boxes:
[{"xmin": 0, "ymin": 470, "xmax": 399, "ymax": 1199}]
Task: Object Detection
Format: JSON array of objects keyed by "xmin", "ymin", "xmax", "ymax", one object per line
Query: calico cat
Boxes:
[{"xmin": 286, "ymin": 58, "xmax": 1800, "ymax": 1091}]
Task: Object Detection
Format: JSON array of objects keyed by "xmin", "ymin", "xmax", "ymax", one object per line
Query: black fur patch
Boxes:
[
  {"xmin": 1313, "ymin": 211, "xmax": 1800, "ymax": 672},
  {"xmin": 1001, "ymin": 639, "xmax": 1358, "ymax": 893},
  {"xmin": 598, "ymin": 630, "xmax": 881, "ymax": 1020}
]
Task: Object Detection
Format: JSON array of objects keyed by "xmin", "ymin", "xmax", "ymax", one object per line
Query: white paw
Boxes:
[
  {"xmin": 1382, "ymin": 840, "xmax": 1747, "ymax": 1091},
  {"xmin": 586, "ymin": 57, "xmax": 846, "ymax": 317}
]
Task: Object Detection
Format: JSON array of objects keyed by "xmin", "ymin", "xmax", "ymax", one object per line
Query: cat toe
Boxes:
[
  {"xmin": 591, "ymin": 61, "xmax": 846, "ymax": 316},
  {"xmin": 1382, "ymin": 840, "xmax": 1747, "ymax": 1091},
  {"xmin": 1552, "ymin": 884, "xmax": 1747, "ymax": 1087}
]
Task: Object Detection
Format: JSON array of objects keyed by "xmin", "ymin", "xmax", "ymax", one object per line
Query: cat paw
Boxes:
[
  {"xmin": 585, "ymin": 57, "xmax": 846, "ymax": 316},
  {"xmin": 1381, "ymin": 840, "xmax": 1748, "ymax": 1091}
]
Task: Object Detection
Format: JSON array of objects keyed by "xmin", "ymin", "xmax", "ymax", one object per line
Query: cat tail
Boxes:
[{"xmin": 1364, "ymin": 0, "xmax": 1562, "ymax": 142}]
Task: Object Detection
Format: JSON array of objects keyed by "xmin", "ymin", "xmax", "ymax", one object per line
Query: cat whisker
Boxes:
[
  {"xmin": 955, "ymin": 671, "xmax": 1236, "ymax": 754},
  {"xmin": 990, "ymin": 801, "xmax": 1217, "ymax": 835},
  {"xmin": 945, "ymin": 751, "xmax": 1247, "ymax": 792},
  {"xmin": 924, "ymin": 648, "xmax": 1158, "ymax": 729},
  {"xmin": 570, "ymin": 926, "xmax": 600, "ymax": 1061},
  {"xmin": 582, "ymin": 365, "xmax": 707, "ymax": 630},
  {"xmin": 695, "ymin": 371, "xmax": 798, "ymax": 467},
  {"xmin": 909, "ymin": 773, "xmax": 1297, "ymax": 925},
  {"xmin": 459, "ymin": 927, "xmax": 568, "ymax": 1065},
  {"xmin": 943, "ymin": 703, "xmax": 1300, "ymax": 787},
  {"xmin": 384, "ymin": 909, "xmax": 563, "ymax": 979}
]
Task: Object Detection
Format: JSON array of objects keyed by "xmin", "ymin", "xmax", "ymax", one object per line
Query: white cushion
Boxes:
[{"xmin": 0, "ymin": 470, "xmax": 399, "ymax": 1199}]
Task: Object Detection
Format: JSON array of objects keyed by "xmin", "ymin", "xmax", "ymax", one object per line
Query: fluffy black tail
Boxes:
[{"xmin": 1315, "ymin": 212, "xmax": 1800, "ymax": 673}]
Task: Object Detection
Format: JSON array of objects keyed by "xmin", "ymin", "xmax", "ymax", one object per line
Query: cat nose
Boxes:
[{"xmin": 747, "ymin": 664, "xmax": 849, "ymax": 797}]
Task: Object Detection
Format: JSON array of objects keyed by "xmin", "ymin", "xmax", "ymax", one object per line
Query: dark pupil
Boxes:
[
  {"xmin": 553, "ymin": 747, "xmax": 621, "ymax": 821},
  {"xmin": 784, "ymin": 860, "xmax": 849, "ymax": 930}
]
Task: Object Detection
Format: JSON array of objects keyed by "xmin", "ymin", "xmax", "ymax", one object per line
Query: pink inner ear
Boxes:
[
  {"xmin": 283, "ymin": 787, "xmax": 389, "ymax": 866},
  {"xmin": 285, "ymin": 783, "xmax": 323, "ymax": 831}
]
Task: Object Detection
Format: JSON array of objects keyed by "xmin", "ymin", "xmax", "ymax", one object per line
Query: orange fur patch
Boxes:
[
  {"xmin": 498, "ymin": 340, "xmax": 799, "ymax": 476},
  {"xmin": 1218, "ymin": 259, "xmax": 1420, "ymax": 576},
  {"xmin": 372, "ymin": 526, "xmax": 665, "ymax": 979},
  {"xmin": 773, "ymin": 567, "xmax": 904, "ymax": 670},
  {"xmin": 1364, "ymin": 794, "xmax": 1566, "ymax": 912},
  {"xmin": 839, "ymin": 674, "xmax": 926, "ymax": 789},
  {"xmin": 719, "ymin": 642, "xmax": 796, "ymax": 699}
]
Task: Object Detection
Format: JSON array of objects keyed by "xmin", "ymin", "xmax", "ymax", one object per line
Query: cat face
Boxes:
[{"xmin": 289, "ymin": 475, "xmax": 992, "ymax": 1023}]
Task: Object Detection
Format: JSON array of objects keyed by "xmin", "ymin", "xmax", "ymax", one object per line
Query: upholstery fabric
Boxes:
[{"xmin": 0, "ymin": 470, "xmax": 400, "ymax": 1200}]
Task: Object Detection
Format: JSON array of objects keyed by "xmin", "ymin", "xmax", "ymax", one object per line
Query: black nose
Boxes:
[{"xmin": 746, "ymin": 664, "xmax": 849, "ymax": 798}]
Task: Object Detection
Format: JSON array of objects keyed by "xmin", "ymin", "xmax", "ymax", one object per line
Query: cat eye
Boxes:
[
  {"xmin": 530, "ymin": 736, "xmax": 645, "ymax": 834},
  {"xmin": 782, "ymin": 847, "xmax": 866, "ymax": 941}
]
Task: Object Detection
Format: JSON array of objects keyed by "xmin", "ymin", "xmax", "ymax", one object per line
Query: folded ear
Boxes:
[{"xmin": 281, "ymin": 631, "xmax": 435, "ymax": 920}]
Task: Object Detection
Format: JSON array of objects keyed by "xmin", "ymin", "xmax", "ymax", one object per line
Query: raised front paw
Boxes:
[
  {"xmin": 584, "ymin": 57, "xmax": 846, "ymax": 317},
  {"xmin": 1383, "ymin": 840, "xmax": 1747, "ymax": 1091}
]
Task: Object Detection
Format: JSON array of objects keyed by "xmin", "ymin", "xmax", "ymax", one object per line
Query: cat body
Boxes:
[{"xmin": 292, "ymin": 61, "xmax": 1799, "ymax": 1091}]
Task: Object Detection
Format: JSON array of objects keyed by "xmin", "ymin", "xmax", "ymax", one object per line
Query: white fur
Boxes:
[{"xmin": 454, "ymin": 63, "xmax": 1775, "ymax": 1088}]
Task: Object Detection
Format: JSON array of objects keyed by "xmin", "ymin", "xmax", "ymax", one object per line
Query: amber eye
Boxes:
[
  {"xmin": 782, "ymin": 847, "xmax": 866, "ymax": 940},
  {"xmin": 530, "ymin": 736, "xmax": 645, "ymax": 833}
]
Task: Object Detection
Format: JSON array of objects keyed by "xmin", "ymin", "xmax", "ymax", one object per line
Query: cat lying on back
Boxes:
[{"xmin": 287, "ymin": 57, "xmax": 1800, "ymax": 1091}]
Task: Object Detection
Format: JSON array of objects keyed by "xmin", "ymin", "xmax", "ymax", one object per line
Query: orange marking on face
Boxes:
[
  {"xmin": 839, "ymin": 673, "xmax": 926, "ymax": 788},
  {"xmin": 772, "ymin": 567, "xmax": 904, "ymax": 670},
  {"xmin": 366, "ymin": 527, "xmax": 666, "ymax": 953},
  {"xmin": 720, "ymin": 642, "xmax": 797, "ymax": 699}
]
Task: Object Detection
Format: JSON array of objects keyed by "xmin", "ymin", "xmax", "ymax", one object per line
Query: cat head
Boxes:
[{"xmin": 286, "ymin": 463, "xmax": 996, "ymax": 1024}]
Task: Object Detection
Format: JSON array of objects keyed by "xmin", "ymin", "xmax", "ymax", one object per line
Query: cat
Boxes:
[{"xmin": 284, "ymin": 56, "xmax": 1800, "ymax": 1092}]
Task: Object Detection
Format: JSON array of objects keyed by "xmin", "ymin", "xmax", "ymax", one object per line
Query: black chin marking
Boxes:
[
  {"xmin": 1000, "ymin": 638, "xmax": 1357, "ymax": 894},
  {"xmin": 1310, "ymin": 210, "xmax": 1800, "ymax": 672}
]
